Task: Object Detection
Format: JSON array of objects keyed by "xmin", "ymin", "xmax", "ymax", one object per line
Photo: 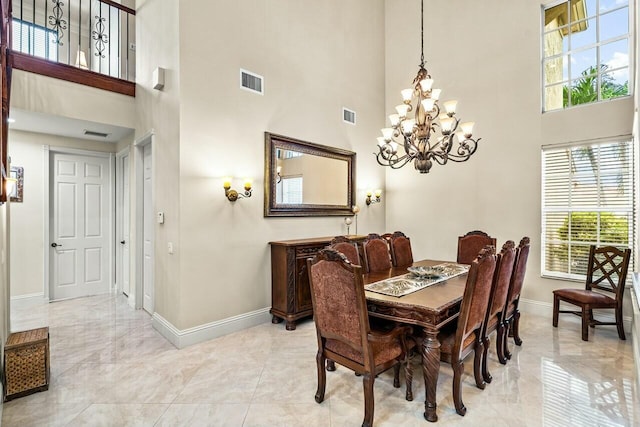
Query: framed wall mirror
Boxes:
[{"xmin": 264, "ymin": 132, "xmax": 356, "ymax": 217}]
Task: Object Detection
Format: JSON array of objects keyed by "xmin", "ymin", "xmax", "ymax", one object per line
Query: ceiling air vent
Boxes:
[
  {"xmin": 343, "ymin": 107, "xmax": 356, "ymax": 125},
  {"xmin": 84, "ymin": 129, "xmax": 110, "ymax": 138},
  {"xmin": 240, "ymin": 69, "xmax": 264, "ymax": 95}
]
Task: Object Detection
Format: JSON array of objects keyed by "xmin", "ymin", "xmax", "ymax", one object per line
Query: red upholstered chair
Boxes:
[
  {"xmin": 330, "ymin": 236, "xmax": 361, "ymax": 267},
  {"xmin": 457, "ymin": 230, "xmax": 497, "ymax": 265},
  {"xmin": 553, "ymin": 245, "xmax": 631, "ymax": 341},
  {"xmin": 389, "ymin": 231, "xmax": 414, "ymax": 267},
  {"xmin": 480, "ymin": 240, "xmax": 516, "ymax": 383},
  {"xmin": 363, "ymin": 233, "xmax": 392, "ymax": 273},
  {"xmin": 502, "ymin": 237, "xmax": 530, "ymax": 359},
  {"xmin": 307, "ymin": 249, "xmax": 411, "ymax": 427},
  {"xmin": 437, "ymin": 246, "xmax": 497, "ymax": 416}
]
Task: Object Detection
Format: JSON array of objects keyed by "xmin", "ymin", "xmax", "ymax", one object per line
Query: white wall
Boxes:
[
  {"xmin": 135, "ymin": 0, "xmax": 182, "ymax": 324},
  {"xmin": 11, "ymin": 70, "xmax": 135, "ymax": 129},
  {"xmin": 384, "ymin": 0, "xmax": 635, "ymax": 310},
  {"xmin": 8, "ymin": 130, "xmax": 117, "ymax": 298},
  {"xmin": 175, "ymin": 0, "xmax": 386, "ymax": 330}
]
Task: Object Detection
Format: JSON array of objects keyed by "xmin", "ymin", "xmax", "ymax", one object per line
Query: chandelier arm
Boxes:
[
  {"xmin": 444, "ymin": 138, "xmax": 481, "ymax": 162},
  {"xmin": 389, "ymin": 155, "xmax": 414, "ymax": 169},
  {"xmin": 375, "ymin": 152, "xmax": 413, "ymax": 169}
]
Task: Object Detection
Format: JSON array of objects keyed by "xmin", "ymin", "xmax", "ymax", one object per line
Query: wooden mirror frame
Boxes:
[{"xmin": 264, "ymin": 132, "xmax": 356, "ymax": 217}]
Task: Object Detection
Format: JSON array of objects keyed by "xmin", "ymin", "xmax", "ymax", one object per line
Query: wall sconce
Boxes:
[
  {"xmin": 223, "ymin": 177, "xmax": 252, "ymax": 202},
  {"xmin": 1, "ymin": 163, "xmax": 17, "ymax": 200},
  {"xmin": 276, "ymin": 166, "xmax": 282, "ymax": 183},
  {"xmin": 366, "ymin": 189, "xmax": 382, "ymax": 205}
]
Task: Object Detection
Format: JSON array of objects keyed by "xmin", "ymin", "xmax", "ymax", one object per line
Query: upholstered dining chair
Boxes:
[
  {"xmin": 389, "ymin": 231, "xmax": 413, "ymax": 267},
  {"xmin": 405, "ymin": 246, "xmax": 497, "ymax": 416},
  {"xmin": 480, "ymin": 240, "xmax": 516, "ymax": 383},
  {"xmin": 457, "ymin": 230, "xmax": 497, "ymax": 265},
  {"xmin": 330, "ymin": 236, "xmax": 362, "ymax": 267},
  {"xmin": 502, "ymin": 237, "xmax": 530, "ymax": 360},
  {"xmin": 552, "ymin": 245, "xmax": 631, "ymax": 341},
  {"xmin": 362, "ymin": 233, "xmax": 392, "ymax": 273},
  {"xmin": 437, "ymin": 246, "xmax": 497, "ymax": 416},
  {"xmin": 307, "ymin": 249, "xmax": 412, "ymax": 427}
]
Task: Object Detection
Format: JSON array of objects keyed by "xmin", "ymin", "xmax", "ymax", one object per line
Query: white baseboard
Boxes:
[
  {"xmin": 519, "ymin": 298, "xmax": 633, "ymax": 332},
  {"xmin": 151, "ymin": 307, "xmax": 272, "ymax": 349},
  {"xmin": 10, "ymin": 293, "xmax": 46, "ymax": 307}
]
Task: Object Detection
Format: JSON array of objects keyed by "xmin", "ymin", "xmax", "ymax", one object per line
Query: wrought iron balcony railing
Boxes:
[{"xmin": 10, "ymin": 0, "xmax": 135, "ymax": 95}]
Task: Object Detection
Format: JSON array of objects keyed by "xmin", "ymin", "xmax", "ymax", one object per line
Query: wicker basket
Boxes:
[{"xmin": 3, "ymin": 327, "xmax": 50, "ymax": 401}]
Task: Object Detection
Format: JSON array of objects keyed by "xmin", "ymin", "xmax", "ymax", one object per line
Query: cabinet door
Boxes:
[{"xmin": 295, "ymin": 258, "xmax": 313, "ymax": 312}]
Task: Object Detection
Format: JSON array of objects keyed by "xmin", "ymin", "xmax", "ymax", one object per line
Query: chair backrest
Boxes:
[
  {"xmin": 487, "ymin": 241, "xmax": 517, "ymax": 323},
  {"xmin": 457, "ymin": 230, "xmax": 497, "ymax": 265},
  {"xmin": 307, "ymin": 249, "xmax": 370, "ymax": 358},
  {"xmin": 586, "ymin": 245, "xmax": 631, "ymax": 303},
  {"xmin": 330, "ymin": 236, "xmax": 361, "ymax": 266},
  {"xmin": 363, "ymin": 233, "xmax": 392, "ymax": 273},
  {"xmin": 454, "ymin": 246, "xmax": 497, "ymax": 356},
  {"xmin": 505, "ymin": 237, "xmax": 531, "ymax": 311},
  {"xmin": 389, "ymin": 231, "xmax": 414, "ymax": 267}
]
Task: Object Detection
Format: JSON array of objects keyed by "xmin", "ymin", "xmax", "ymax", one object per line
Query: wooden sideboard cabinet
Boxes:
[{"xmin": 269, "ymin": 235, "xmax": 366, "ymax": 330}]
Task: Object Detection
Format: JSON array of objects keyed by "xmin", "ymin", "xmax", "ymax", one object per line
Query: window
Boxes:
[
  {"xmin": 276, "ymin": 176, "xmax": 303, "ymax": 204},
  {"xmin": 12, "ymin": 18, "xmax": 58, "ymax": 61},
  {"xmin": 542, "ymin": 0, "xmax": 631, "ymax": 111},
  {"xmin": 542, "ymin": 139, "xmax": 635, "ymax": 280}
]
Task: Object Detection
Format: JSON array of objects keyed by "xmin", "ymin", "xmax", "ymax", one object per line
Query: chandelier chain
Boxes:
[{"xmin": 420, "ymin": 0, "xmax": 424, "ymax": 67}]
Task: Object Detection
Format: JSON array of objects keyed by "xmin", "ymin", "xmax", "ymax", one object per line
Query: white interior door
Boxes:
[
  {"xmin": 142, "ymin": 143, "xmax": 154, "ymax": 313},
  {"xmin": 50, "ymin": 152, "xmax": 111, "ymax": 301},
  {"xmin": 117, "ymin": 152, "xmax": 131, "ymax": 296}
]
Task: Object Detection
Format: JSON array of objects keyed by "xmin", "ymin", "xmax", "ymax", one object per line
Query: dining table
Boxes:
[{"xmin": 363, "ymin": 259, "xmax": 469, "ymax": 423}]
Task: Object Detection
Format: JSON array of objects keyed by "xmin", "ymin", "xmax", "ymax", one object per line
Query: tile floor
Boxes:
[{"xmin": 1, "ymin": 294, "xmax": 638, "ymax": 426}]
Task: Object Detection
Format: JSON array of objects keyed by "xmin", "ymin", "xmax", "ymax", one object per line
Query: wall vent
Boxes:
[
  {"xmin": 240, "ymin": 69, "xmax": 264, "ymax": 95},
  {"xmin": 342, "ymin": 108, "xmax": 356, "ymax": 125},
  {"xmin": 84, "ymin": 129, "xmax": 110, "ymax": 138}
]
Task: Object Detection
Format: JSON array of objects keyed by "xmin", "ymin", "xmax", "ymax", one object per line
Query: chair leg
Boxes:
[
  {"xmin": 581, "ymin": 306, "xmax": 589, "ymax": 341},
  {"xmin": 452, "ymin": 361, "xmax": 467, "ymax": 416},
  {"xmin": 512, "ymin": 310, "xmax": 523, "ymax": 346},
  {"xmin": 504, "ymin": 319, "xmax": 512, "ymax": 360},
  {"xmin": 588, "ymin": 309, "xmax": 595, "ymax": 328},
  {"xmin": 474, "ymin": 340, "xmax": 486, "ymax": 390},
  {"xmin": 496, "ymin": 322, "xmax": 507, "ymax": 365},
  {"xmin": 362, "ymin": 373, "xmax": 375, "ymax": 427},
  {"xmin": 315, "ymin": 351, "xmax": 327, "ymax": 403},
  {"xmin": 326, "ymin": 359, "xmax": 336, "ymax": 371},
  {"xmin": 405, "ymin": 357, "xmax": 413, "ymax": 401},
  {"xmin": 393, "ymin": 363, "xmax": 400, "ymax": 388},
  {"xmin": 552, "ymin": 295, "xmax": 559, "ymax": 327},
  {"xmin": 616, "ymin": 306, "xmax": 626, "ymax": 340},
  {"xmin": 482, "ymin": 334, "xmax": 492, "ymax": 383}
]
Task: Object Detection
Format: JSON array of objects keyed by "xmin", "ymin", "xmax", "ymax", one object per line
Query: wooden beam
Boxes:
[{"xmin": 10, "ymin": 52, "xmax": 135, "ymax": 97}]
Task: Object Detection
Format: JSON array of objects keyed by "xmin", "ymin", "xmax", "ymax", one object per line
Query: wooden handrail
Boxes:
[
  {"xmin": 10, "ymin": 52, "xmax": 135, "ymax": 97},
  {"xmin": 98, "ymin": 0, "xmax": 135, "ymax": 16}
]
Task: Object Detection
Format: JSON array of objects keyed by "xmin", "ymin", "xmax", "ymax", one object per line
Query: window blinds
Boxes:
[{"xmin": 542, "ymin": 139, "xmax": 635, "ymax": 279}]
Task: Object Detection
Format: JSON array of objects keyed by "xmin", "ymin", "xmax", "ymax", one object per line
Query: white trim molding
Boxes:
[{"xmin": 151, "ymin": 307, "xmax": 272, "ymax": 349}]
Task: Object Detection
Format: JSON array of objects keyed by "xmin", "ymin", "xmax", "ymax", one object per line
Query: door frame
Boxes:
[
  {"xmin": 134, "ymin": 131, "xmax": 154, "ymax": 310},
  {"xmin": 115, "ymin": 146, "xmax": 131, "ymax": 299},
  {"xmin": 43, "ymin": 145, "xmax": 115, "ymax": 301}
]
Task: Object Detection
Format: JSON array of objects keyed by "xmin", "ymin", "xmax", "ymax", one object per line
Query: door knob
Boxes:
[
  {"xmin": 51, "ymin": 243, "xmax": 62, "ymax": 248},
  {"xmin": 120, "ymin": 240, "xmax": 126, "ymax": 245}
]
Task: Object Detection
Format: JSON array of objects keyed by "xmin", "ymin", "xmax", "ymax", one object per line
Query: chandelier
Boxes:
[{"xmin": 375, "ymin": 0, "xmax": 481, "ymax": 174}]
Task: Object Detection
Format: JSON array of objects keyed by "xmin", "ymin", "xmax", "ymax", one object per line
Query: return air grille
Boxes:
[
  {"xmin": 83, "ymin": 130, "xmax": 110, "ymax": 138},
  {"xmin": 240, "ymin": 69, "xmax": 264, "ymax": 94},
  {"xmin": 343, "ymin": 108, "xmax": 356, "ymax": 125}
]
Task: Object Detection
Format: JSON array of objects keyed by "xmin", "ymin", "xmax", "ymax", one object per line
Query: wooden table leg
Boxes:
[{"xmin": 422, "ymin": 328, "xmax": 440, "ymax": 422}]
